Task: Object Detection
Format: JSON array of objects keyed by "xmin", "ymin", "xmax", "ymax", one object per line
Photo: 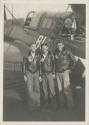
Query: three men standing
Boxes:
[{"xmin": 24, "ymin": 41, "xmax": 76, "ymax": 111}]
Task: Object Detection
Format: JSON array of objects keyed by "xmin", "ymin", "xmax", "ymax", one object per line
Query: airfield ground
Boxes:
[{"xmin": 3, "ymin": 71, "xmax": 85, "ymax": 121}]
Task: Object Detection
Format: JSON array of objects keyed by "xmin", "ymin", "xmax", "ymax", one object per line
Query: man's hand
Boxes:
[
  {"xmin": 24, "ymin": 75, "xmax": 27, "ymax": 83},
  {"xmin": 39, "ymin": 76, "xmax": 42, "ymax": 82},
  {"xmin": 52, "ymin": 74, "xmax": 56, "ymax": 79},
  {"xmin": 28, "ymin": 56, "xmax": 33, "ymax": 62},
  {"xmin": 82, "ymin": 70, "xmax": 85, "ymax": 79},
  {"xmin": 55, "ymin": 55, "xmax": 58, "ymax": 59}
]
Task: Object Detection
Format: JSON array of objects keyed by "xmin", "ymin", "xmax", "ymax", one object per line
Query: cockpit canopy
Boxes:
[
  {"xmin": 24, "ymin": 11, "xmax": 42, "ymax": 30},
  {"xmin": 24, "ymin": 11, "xmax": 80, "ymax": 36}
]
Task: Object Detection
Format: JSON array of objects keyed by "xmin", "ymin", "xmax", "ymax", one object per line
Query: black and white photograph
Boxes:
[{"xmin": 0, "ymin": 0, "xmax": 88, "ymax": 123}]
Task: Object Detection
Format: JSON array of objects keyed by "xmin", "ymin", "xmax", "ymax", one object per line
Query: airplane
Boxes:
[
  {"xmin": 3, "ymin": 5, "xmax": 86, "ymax": 121},
  {"xmin": 4, "ymin": 4, "xmax": 85, "ymax": 58},
  {"xmin": 4, "ymin": 4, "xmax": 85, "ymax": 98}
]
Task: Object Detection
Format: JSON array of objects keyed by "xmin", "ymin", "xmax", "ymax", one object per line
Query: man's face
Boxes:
[
  {"xmin": 31, "ymin": 44, "xmax": 36, "ymax": 52},
  {"xmin": 57, "ymin": 42, "xmax": 64, "ymax": 51},
  {"xmin": 42, "ymin": 45, "xmax": 48, "ymax": 54}
]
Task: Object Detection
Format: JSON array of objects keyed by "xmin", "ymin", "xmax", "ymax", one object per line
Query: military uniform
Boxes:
[
  {"xmin": 25, "ymin": 52, "xmax": 40, "ymax": 110},
  {"xmin": 54, "ymin": 48, "xmax": 76, "ymax": 108},
  {"xmin": 40, "ymin": 51, "xmax": 55, "ymax": 105}
]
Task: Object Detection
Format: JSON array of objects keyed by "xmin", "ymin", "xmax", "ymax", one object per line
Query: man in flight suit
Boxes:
[
  {"xmin": 40, "ymin": 43, "xmax": 56, "ymax": 109},
  {"xmin": 24, "ymin": 43, "xmax": 40, "ymax": 111},
  {"xmin": 54, "ymin": 41, "xmax": 76, "ymax": 108}
]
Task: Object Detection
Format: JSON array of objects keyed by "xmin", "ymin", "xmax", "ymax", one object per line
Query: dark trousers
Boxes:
[
  {"xmin": 42, "ymin": 73, "xmax": 55, "ymax": 105},
  {"xmin": 56, "ymin": 70, "xmax": 74, "ymax": 108},
  {"xmin": 26, "ymin": 71, "xmax": 40, "ymax": 110}
]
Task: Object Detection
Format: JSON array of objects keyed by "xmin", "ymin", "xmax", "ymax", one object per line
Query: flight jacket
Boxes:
[
  {"xmin": 40, "ymin": 51, "xmax": 54, "ymax": 74},
  {"xmin": 54, "ymin": 48, "xmax": 76, "ymax": 73},
  {"xmin": 25, "ymin": 53, "xmax": 40, "ymax": 73}
]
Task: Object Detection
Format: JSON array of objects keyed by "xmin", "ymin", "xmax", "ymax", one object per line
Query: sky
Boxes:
[{"xmin": 5, "ymin": 3, "xmax": 72, "ymax": 19}]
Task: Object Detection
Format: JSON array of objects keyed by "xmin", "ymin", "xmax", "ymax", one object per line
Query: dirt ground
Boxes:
[{"xmin": 3, "ymin": 71, "xmax": 85, "ymax": 121}]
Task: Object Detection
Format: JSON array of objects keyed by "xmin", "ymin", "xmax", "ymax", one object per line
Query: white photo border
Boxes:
[{"xmin": 0, "ymin": 0, "xmax": 89, "ymax": 125}]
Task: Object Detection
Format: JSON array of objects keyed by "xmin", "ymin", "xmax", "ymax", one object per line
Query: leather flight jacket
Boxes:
[
  {"xmin": 25, "ymin": 55, "xmax": 39, "ymax": 73},
  {"xmin": 54, "ymin": 49, "xmax": 76, "ymax": 73},
  {"xmin": 41, "ymin": 52, "xmax": 54, "ymax": 74}
]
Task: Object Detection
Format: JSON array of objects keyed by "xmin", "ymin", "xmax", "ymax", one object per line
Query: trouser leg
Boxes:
[
  {"xmin": 63, "ymin": 70, "xmax": 74, "ymax": 108},
  {"xmin": 33, "ymin": 72, "xmax": 40, "ymax": 106},
  {"xmin": 56, "ymin": 73, "xmax": 64, "ymax": 107},
  {"xmin": 27, "ymin": 72, "xmax": 35, "ymax": 109},
  {"xmin": 27, "ymin": 72, "xmax": 40, "ymax": 110},
  {"xmin": 42, "ymin": 74, "xmax": 48, "ymax": 103},
  {"xmin": 47, "ymin": 73, "xmax": 55, "ymax": 98},
  {"xmin": 47, "ymin": 73, "xmax": 57, "ymax": 108},
  {"xmin": 56, "ymin": 73, "xmax": 62, "ymax": 92}
]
